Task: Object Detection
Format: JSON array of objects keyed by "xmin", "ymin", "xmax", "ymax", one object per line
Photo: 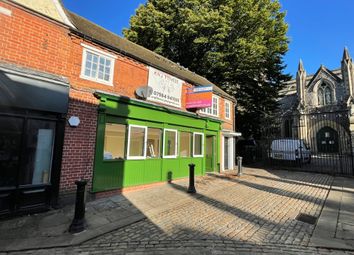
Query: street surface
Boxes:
[{"xmin": 4, "ymin": 168, "xmax": 354, "ymax": 254}]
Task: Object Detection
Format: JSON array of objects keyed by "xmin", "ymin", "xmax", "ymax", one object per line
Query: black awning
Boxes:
[{"xmin": 0, "ymin": 69, "xmax": 69, "ymax": 114}]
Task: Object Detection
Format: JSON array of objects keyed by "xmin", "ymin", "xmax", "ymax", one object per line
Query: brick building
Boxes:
[{"xmin": 0, "ymin": 0, "xmax": 238, "ymax": 217}]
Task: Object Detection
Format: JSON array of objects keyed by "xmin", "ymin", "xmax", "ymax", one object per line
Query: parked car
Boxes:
[
  {"xmin": 236, "ymin": 139, "xmax": 257, "ymax": 164},
  {"xmin": 270, "ymin": 139, "xmax": 311, "ymax": 164}
]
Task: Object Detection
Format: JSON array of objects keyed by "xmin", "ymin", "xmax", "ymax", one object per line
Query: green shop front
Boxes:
[{"xmin": 92, "ymin": 92, "xmax": 221, "ymax": 192}]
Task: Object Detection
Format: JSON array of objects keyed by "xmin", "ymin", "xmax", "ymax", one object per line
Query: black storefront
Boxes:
[{"xmin": 0, "ymin": 65, "xmax": 69, "ymax": 218}]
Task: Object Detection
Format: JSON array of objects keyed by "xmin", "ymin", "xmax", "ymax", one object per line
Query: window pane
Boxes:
[
  {"xmin": 21, "ymin": 119, "xmax": 56, "ymax": 185},
  {"xmin": 318, "ymin": 88, "xmax": 324, "ymax": 105},
  {"xmin": 104, "ymin": 123, "xmax": 126, "ymax": 160},
  {"xmin": 0, "ymin": 117, "xmax": 23, "ymax": 187},
  {"xmin": 164, "ymin": 130, "xmax": 177, "ymax": 156},
  {"xmin": 91, "ymin": 64, "xmax": 97, "ymax": 78},
  {"xmin": 325, "ymin": 87, "xmax": 332, "ymax": 105},
  {"xmin": 87, "ymin": 52, "xmax": 93, "ymax": 61},
  {"xmin": 99, "ymin": 57, "xmax": 105, "ymax": 65},
  {"xmin": 213, "ymin": 98, "xmax": 218, "ymax": 116},
  {"xmin": 92, "ymin": 54, "xmax": 99, "ymax": 64},
  {"xmin": 129, "ymin": 126, "xmax": 146, "ymax": 157},
  {"xmin": 207, "ymin": 107, "xmax": 212, "ymax": 114},
  {"xmin": 194, "ymin": 133, "xmax": 203, "ymax": 156},
  {"xmin": 146, "ymin": 128, "xmax": 161, "ymax": 158},
  {"xmin": 225, "ymin": 102, "xmax": 230, "ymax": 118},
  {"xmin": 84, "ymin": 68, "xmax": 91, "ymax": 77},
  {"xmin": 180, "ymin": 132, "xmax": 191, "ymax": 157}
]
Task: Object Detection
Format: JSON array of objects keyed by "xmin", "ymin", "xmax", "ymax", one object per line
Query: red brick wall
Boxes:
[
  {"xmin": 59, "ymin": 90, "xmax": 98, "ymax": 192},
  {"xmin": 0, "ymin": 2, "xmax": 70, "ymax": 77},
  {"xmin": 0, "ymin": 2, "xmax": 236, "ymax": 196}
]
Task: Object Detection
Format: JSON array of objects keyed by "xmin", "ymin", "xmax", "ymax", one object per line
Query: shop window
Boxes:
[
  {"xmin": 180, "ymin": 132, "xmax": 192, "ymax": 157},
  {"xmin": 127, "ymin": 125, "xmax": 147, "ymax": 159},
  {"xmin": 199, "ymin": 95, "xmax": 219, "ymax": 117},
  {"xmin": 103, "ymin": 123, "xmax": 126, "ymax": 160},
  {"xmin": 80, "ymin": 43, "xmax": 116, "ymax": 85},
  {"xmin": 146, "ymin": 128, "xmax": 162, "ymax": 158},
  {"xmin": 225, "ymin": 100, "xmax": 231, "ymax": 119},
  {"xmin": 163, "ymin": 129, "xmax": 177, "ymax": 158},
  {"xmin": 193, "ymin": 132, "xmax": 204, "ymax": 157}
]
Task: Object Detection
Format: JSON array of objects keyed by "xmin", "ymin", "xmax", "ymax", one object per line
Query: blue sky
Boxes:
[{"xmin": 63, "ymin": 0, "xmax": 354, "ymax": 77}]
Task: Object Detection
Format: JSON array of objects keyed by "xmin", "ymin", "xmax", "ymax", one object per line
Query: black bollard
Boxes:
[
  {"xmin": 237, "ymin": 156, "xmax": 243, "ymax": 176},
  {"xmin": 69, "ymin": 180, "xmax": 87, "ymax": 234},
  {"xmin": 187, "ymin": 163, "xmax": 196, "ymax": 193},
  {"xmin": 167, "ymin": 171, "xmax": 173, "ymax": 184}
]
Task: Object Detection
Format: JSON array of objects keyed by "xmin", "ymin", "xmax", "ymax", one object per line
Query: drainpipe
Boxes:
[{"xmin": 234, "ymin": 99, "xmax": 238, "ymax": 169}]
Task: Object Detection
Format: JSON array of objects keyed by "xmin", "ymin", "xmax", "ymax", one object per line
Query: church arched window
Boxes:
[{"xmin": 318, "ymin": 83, "xmax": 333, "ymax": 106}]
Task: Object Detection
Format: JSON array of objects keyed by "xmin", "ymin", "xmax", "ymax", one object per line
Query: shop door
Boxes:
[
  {"xmin": 205, "ymin": 136, "xmax": 215, "ymax": 172},
  {"xmin": 224, "ymin": 137, "xmax": 229, "ymax": 169},
  {"xmin": 0, "ymin": 116, "xmax": 56, "ymax": 217}
]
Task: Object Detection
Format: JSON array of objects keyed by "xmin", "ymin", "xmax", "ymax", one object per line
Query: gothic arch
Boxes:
[
  {"xmin": 310, "ymin": 78, "xmax": 337, "ymax": 106},
  {"xmin": 308, "ymin": 119, "xmax": 350, "ymax": 153}
]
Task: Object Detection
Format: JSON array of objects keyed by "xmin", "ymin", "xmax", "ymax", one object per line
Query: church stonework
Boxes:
[{"xmin": 279, "ymin": 48, "xmax": 354, "ymax": 155}]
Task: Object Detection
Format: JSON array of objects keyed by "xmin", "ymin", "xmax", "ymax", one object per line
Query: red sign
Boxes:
[{"xmin": 186, "ymin": 85, "xmax": 213, "ymax": 109}]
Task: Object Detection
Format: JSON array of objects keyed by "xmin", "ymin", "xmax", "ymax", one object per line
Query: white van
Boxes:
[{"xmin": 270, "ymin": 139, "xmax": 311, "ymax": 163}]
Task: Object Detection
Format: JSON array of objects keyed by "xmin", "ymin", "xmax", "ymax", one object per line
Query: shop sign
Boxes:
[
  {"xmin": 147, "ymin": 67, "xmax": 183, "ymax": 108},
  {"xmin": 186, "ymin": 85, "xmax": 213, "ymax": 109}
]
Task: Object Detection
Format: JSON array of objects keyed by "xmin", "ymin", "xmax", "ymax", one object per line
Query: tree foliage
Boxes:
[{"xmin": 124, "ymin": 0, "xmax": 290, "ymax": 138}]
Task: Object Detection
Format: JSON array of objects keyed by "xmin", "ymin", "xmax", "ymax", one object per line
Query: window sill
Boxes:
[
  {"xmin": 80, "ymin": 74, "xmax": 113, "ymax": 86},
  {"xmin": 163, "ymin": 155, "xmax": 178, "ymax": 159}
]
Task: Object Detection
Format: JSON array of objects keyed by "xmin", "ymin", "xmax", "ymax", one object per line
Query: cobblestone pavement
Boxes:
[{"xmin": 7, "ymin": 168, "xmax": 353, "ymax": 254}]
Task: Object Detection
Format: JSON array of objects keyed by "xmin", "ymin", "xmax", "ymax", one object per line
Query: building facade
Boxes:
[
  {"xmin": 278, "ymin": 48, "xmax": 354, "ymax": 157},
  {"xmin": 0, "ymin": 0, "xmax": 238, "ymax": 217}
]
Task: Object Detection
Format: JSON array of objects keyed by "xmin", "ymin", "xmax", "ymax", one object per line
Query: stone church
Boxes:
[{"xmin": 278, "ymin": 48, "xmax": 354, "ymax": 155}]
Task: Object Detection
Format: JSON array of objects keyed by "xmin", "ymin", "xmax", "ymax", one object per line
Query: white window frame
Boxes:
[
  {"xmin": 163, "ymin": 129, "xmax": 178, "ymax": 158},
  {"xmin": 127, "ymin": 124, "xmax": 147, "ymax": 160},
  {"xmin": 80, "ymin": 43, "xmax": 117, "ymax": 86},
  {"xmin": 199, "ymin": 95, "xmax": 219, "ymax": 117},
  {"xmin": 193, "ymin": 132, "xmax": 204, "ymax": 157},
  {"xmin": 225, "ymin": 100, "xmax": 231, "ymax": 120}
]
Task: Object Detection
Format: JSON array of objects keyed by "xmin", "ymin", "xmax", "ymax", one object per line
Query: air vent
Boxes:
[{"xmin": 295, "ymin": 213, "xmax": 317, "ymax": 225}]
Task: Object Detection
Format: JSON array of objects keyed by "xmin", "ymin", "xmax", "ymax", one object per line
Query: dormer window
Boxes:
[{"xmin": 318, "ymin": 83, "xmax": 333, "ymax": 106}]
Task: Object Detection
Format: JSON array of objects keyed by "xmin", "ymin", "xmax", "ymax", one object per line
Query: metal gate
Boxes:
[{"xmin": 259, "ymin": 110, "xmax": 354, "ymax": 176}]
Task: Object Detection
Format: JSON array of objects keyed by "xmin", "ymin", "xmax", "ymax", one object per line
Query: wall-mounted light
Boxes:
[{"xmin": 68, "ymin": 116, "xmax": 80, "ymax": 127}]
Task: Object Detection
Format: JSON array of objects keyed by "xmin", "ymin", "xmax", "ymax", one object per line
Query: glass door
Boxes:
[
  {"xmin": 0, "ymin": 115, "xmax": 57, "ymax": 217},
  {"xmin": 0, "ymin": 117, "xmax": 23, "ymax": 215}
]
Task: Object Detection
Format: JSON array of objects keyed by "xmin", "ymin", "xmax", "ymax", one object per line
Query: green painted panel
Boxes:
[
  {"xmin": 92, "ymin": 94, "xmax": 223, "ymax": 192},
  {"xmin": 144, "ymin": 159, "xmax": 162, "ymax": 183},
  {"xmin": 123, "ymin": 160, "xmax": 147, "ymax": 186},
  {"xmin": 92, "ymin": 161, "xmax": 124, "ymax": 191},
  {"xmin": 162, "ymin": 158, "xmax": 180, "ymax": 180}
]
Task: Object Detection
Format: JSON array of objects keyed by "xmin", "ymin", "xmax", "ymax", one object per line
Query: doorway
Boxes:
[
  {"xmin": 0, "ymin": 111, "xmax": 64, "ymax": 218},
  {"xmin": 205, "ymin": 135, "xmax": 215, "ymax": 172},
  {"xmin": 224, "ymin": 137, "xmax": 229, "ymax": 169},
  {"xmin": 316, "ymin": 126, "xmax": 339, "ymax": 153}
]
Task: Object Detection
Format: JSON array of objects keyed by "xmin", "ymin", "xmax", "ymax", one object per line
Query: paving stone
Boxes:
[{"xmin": 6, "ymin": 168, "xmax": 353, "ymax": 254}]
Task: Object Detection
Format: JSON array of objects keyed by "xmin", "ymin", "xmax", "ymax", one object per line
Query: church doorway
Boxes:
[{"xmin": 316, "ymin": 126, "xmax": 339, "ymax": 153}]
